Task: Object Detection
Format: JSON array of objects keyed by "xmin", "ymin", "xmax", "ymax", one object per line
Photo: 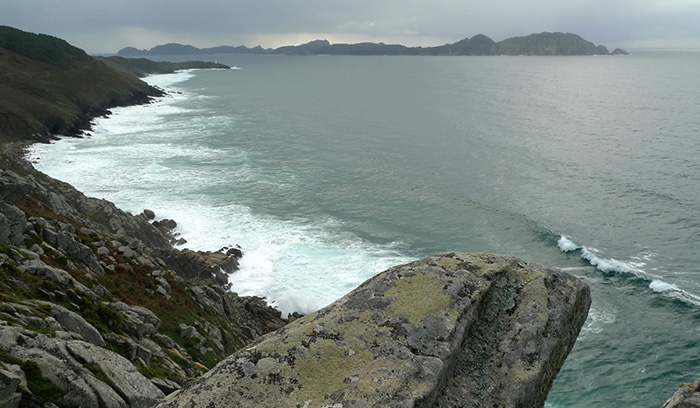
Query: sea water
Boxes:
[{"xmin": 29, "ymin": 51, "xmax": 700, "ymax": 407}]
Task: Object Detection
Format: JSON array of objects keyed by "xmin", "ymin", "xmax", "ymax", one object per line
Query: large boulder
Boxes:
[{"xmin": 158, "ymin": 252, "xmax": 590, "ymax": 408}]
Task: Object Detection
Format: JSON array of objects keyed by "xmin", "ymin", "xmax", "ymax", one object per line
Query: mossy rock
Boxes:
[{"xmin": 158, "ymin": 253, "xmax": 590, "ymax": 408}]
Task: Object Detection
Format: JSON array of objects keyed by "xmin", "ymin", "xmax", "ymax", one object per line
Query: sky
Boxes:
[{"xmin": 3, "ymin": 0, "xmax": 700, "ymax": 54}]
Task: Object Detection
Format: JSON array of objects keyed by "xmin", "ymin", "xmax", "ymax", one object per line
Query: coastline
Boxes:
[
  {"xmin": 0, "ymin": 29, "xmax": 290, "ymax": 404},
  {"xmin": 2, "ymin": 27, "xmax": 693, "ymax": 408}
]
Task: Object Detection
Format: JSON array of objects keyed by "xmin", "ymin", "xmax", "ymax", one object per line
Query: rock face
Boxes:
[
  {"xmin": 0, "ymin": 143, "xmax": 287, "ymax": 407},
  {"xmin": 158, "ymin": 252, "xmax": 591, "ymax": 408},
  {"xmin": 662, "ymin": 380, "xmax": 700, "ymax": 408}
]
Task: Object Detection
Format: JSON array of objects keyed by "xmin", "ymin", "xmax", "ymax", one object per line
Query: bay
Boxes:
[{"xmin": 29, "ymin": 50, "xmax": 700, "ymax": 407}]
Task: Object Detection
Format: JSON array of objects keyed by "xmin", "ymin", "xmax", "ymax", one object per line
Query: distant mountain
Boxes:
[
  {"xmin": 119, "ymin": 42, "xmax": 270, "ymax": 56},
  {"xmin": 118, "ymin": 32, "xmax": 626, "ymax": 57},
  {"xmin": 492, "ymin": 32, "xmax": 609, "ymax": 55}
]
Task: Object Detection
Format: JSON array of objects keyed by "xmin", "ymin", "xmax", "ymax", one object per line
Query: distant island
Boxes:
[{"xmin": 118, "ymin": 32, "xmax": 629, "ymax": 57}]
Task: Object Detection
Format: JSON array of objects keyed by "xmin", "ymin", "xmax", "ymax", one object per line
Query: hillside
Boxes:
[
  {"xmin": 0, "ymin": 26, "xmax": 230, "ymax": 143},
  {"xmin": 0, "ymin": 26, "xmax": 163, "ymax": 143}
]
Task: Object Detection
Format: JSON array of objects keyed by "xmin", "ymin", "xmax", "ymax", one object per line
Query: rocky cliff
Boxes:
[
  {"xmin": 0, "ymin": 143, "xmax": 287, "ymax": 407},
  {"xmin": 158, "ymin": 252, "xmax": 591, "ymax": 408}
]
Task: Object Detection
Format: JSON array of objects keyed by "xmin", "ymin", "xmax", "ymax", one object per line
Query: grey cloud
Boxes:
[{"xmin": 3, "ymin": 0, "xmax": 700, "ymax": 52}]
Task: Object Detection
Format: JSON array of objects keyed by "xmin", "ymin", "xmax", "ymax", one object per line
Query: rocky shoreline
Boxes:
[{"xmin": 0, "ymin": 142, "xmax": 288, "ymax": 407}]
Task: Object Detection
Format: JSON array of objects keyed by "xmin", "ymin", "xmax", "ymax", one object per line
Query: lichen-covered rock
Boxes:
[
  {"xmin": 158, "ymin": 252, "xmax": 590, "ymax": 408},
  {"xmin": 66, "ymin": 341, "xmax": 165, "ymax": 407},
  {"xmin": 39, "ymin": 301, "xmax": 106, "ymax": 347},
  {"xmin": 662, "ymin": 380, "xmax": 700, "ymax": 408}
]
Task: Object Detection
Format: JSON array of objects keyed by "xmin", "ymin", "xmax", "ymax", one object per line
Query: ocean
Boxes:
[{"xmin": 28, "ymin": 51, "xmax": 700, "ymax": 407}]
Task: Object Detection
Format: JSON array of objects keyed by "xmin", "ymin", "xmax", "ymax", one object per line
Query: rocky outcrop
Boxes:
[
  {"xmin": 154, "ymin": 246, "xmax": 242, "ymax": 285},
  {"xmin": 0, "ymin": 143, "xmax": 287, "ymax": 407},
  {"xmin": 663, "ymin": 380, "xmax": 700, "ymax": 408},
  {"xmin": 158, "ymin": 252, "xmax": 590, "ymax": 408}
]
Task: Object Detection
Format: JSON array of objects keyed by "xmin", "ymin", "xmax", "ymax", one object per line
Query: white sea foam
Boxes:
[
  {"xmin": 649, "ymin": 280, "xmax": 679, "ymax": 292},
  {"xmin": 28, "ymin": 69, "xmax": 412, "ymax": 317},
  {"xmin": 558, "ymin": 235, "xmax": 700, "ymax": 307},
  {"xmin": 143, "ymin": 70, "xmax": 196, "ymax": 88},
  {"xmin": 579, "ymin": 306, "xmax": 617, "ymax": 337},
  {"xmin": 557, "ymin": 235, "xmax": 580, "ymax": 252}
]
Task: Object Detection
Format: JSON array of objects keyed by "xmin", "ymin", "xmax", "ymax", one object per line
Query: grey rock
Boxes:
[
  {"xmin": 155, "ymin": 249, "xmax": 228, "ymax": 285},
  {"xmin": 47, "ymin": 191, "xmax": 76, "ymax": 217},
  {"xmin": 153, "ymin": 333, "xmax": 176, "ymax": 349},
  {"xmin": 113, "ymin": 302, "xmax": 161, "ymax": 338},
  {"xmin": 19, "ymin": 259, "xmax": 92, "ymax": 293},
  {"xmin": 143, "ymin": 209, "xmax": 156, "ymax": 220},
  {"xmin": 663, "ymin": 379, "xmax": 700, "ymax": 408},
  {"xmin": 155, "ymin": 286, "xmax": 169, "ymax": 298},
  {"xmin": 80, "ymin": 226, "xmax": 97, "ymax": 236},
  {"xmin": 7, "ymin": 279, "xmax": 29, "ymax": 291},
  {"xmin": 0, "ymin": 327, "xmax": 22, "ymax": 350},
  {"xmin": 0, "ymin": 203, "xmax": 26, "ymax": 246},
  {"xmin": 150, "ymin": 378, "xmax": 181, "ymax": 395},
  {"xmin": 191, "ymin": 285, "xmax": 225, "ymax": 317},
  {"xmin": 0, "ymin": 304, "xmax": 17, "ymax": 315},
  {"xmin": 136, "ymin": 256, "xmax": 156, "ymax": 268},
  {"xmin": 0, "ymin": 170, "xmax": 32, "ymax": 204},
  {"xmin": 82, "ymin": 373, "xmax": 128, "ymax": 408},
  {"xmin": 157, "ymin": 253, "xmax": 590, "ymax": 408},
  {"xmin": 0, "ymin": 368, "xmax": 22, "ymax": 408},
  {"xmin": 92, "ymin": 284, "xmax": 112, "ymax": 298},
  {"xmin": 22, "ymin": 315, "xmax": 47, "ymax": 329},
  {"xmin": 39, "ymin": 302, "xmax": 105, "ymax": 347},
  {"xmin": 118, "ymin": 245, "xmax": 136, "ymax": 258},
  {"xmin": 43, "ymin": 229, "xmax": 104, "ymax": 275},
  {"xmin": 12, "ymin": 345, "xmax": 103, "ymax": 408},
  {"xmin": 66, "ymin": 341, "xmax": 165, "ymax": 407},
  {"xmin": 29, "ymin": 243, "xmax": 44, "ymax": 255}
]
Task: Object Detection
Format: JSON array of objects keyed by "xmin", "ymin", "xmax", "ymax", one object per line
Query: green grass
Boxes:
[{"xmin": 22, "ymin": 360, "xmax": 64, "ymax": 405}]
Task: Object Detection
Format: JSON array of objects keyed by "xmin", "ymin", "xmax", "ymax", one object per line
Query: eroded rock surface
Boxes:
[{"xmin": 159, "ymin": 252, "xmax": 591, "ymax": 408}]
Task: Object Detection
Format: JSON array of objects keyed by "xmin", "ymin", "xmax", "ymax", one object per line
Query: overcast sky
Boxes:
[{"xmin": 4, "ymin": 0, "xmax": 700, "ymax": 54}]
